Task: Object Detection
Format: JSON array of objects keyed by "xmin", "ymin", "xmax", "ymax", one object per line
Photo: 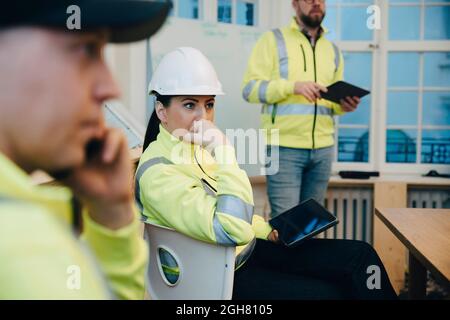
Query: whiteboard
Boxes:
[{"xmin": 149, "ymin": 18, "xmax": 267, "ymax": 176}]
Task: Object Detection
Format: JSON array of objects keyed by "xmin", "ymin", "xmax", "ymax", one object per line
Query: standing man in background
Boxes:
[
  {"xmin": 242, "ymin": 0, "xmax": 360, "ymax": 217},
  {"xmin": 0, "ymin": 0, "xmax": 171, "ymax": 299}
]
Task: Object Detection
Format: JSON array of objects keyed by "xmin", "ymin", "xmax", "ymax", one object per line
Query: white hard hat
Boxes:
[{"xmin": 148, "ymin": 47, "xmax": 224, "ymax": 95}]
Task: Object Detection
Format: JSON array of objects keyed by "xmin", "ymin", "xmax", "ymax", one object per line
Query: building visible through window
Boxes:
[
  {"xmin": 218, "ymin": 0, "xmax": 232, "ymax": 23},
  {"xmin": 237, "ymin": 1, "xmax": 257, "ymax": 26},
  {"xmin": 179, "ymin": 0, "xmax": 200, "ymax": 20}
]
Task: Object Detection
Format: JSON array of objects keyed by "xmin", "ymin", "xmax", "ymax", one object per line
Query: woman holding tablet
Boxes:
[{"xmin": 136, "ymin": 47, "xmax": 397, "ymax": 300}]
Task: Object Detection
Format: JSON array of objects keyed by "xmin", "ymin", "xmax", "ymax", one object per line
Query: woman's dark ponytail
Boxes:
[
  {"xmin": 143, "ymin": 109, "xmax": 161, "ymax": 151},
  {"xmin": 142, "ymin": 92, "xmax": 173, "ymax": 151}
]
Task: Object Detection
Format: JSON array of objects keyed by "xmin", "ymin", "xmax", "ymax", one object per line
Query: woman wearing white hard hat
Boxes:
[{"xmin": 136, "ymin": 47, "xmax": 397, "ymax": 299}]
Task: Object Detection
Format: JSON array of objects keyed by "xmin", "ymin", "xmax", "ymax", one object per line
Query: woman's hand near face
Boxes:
[{"xmin": 182, "ymin": 119, "xmax": 231, "ymax": 152}]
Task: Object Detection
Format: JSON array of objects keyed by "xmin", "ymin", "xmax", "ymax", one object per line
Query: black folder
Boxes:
[{"xmin": 321, "ymin": 81, "xmax": 370, "ymax": 104}]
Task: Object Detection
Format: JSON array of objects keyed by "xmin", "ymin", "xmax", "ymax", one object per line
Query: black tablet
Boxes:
[
  {"xmin": 321, "ymin": 81, "xmax": 370, "ymax": 104},
  {"xmin": 269, "ymin": 199, "xmax": 338, "ymax": 247}
]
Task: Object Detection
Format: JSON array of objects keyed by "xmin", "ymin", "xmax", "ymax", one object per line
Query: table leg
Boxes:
[{"xmin": 408, "ymin": 252, "xmax": 427, "ymax": 300}]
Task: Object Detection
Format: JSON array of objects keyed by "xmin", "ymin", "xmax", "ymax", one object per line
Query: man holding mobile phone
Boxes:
[{"xmin": 0, "ymin": 0, "xmax": 171, "ymax": 299}]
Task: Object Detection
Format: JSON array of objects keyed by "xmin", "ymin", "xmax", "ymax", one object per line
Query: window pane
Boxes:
[
  {"xmin": 389, "ymin": 6, "xmax": 420, "ymax": 40},
  {"xmin": 388, "ymin": 53, "xmax": 420, "ymax": 87},
  {"xmin": 179, "ymin": 0, "xmax": 199, "ymax": 19},
  {"xmin": 323, "ymin": 6, "xmax": 338, "ymax": 41},
  {"xmin": 425, "ymin": 6, "xmax": 450, "ymax": 40},
  {"xmin": 424, "ymin": 52, "xmax": 450, "ymax": 87},
  {"xmin": 387, "ymin": 92, "xmax": 419, "ymax": 126},
  {"xmin": 421, "ymin": 130, "xmax": 450, "ymax": 164},
  {"xmin": 237, "ymin": 1, "xmax": 256, "ymax": 26},
  {"xmin": 338, "ymin": 128, "xmax": 369, "ymax": 162},
  {"xmin": 339, "ymin": 52, "xmax": 372, "ymax": 126},
  {"xmin": 391, "ymin": 0, "xmax": 420, "ymax": 3},
  {"xmin": 422, "ymin": 92, "xmax": 450, "ymax": 126},
  {"xmin": 341, "ymin": 7, "xmax": 373, "ymax": 40},
  {"xmin": 386, "ymin": 129, "xmax": 417, "ymax": 163},
  {"xmin": 218, "ymin": 0, "xmax": 232, "ymax": 23},
  {"xmin": 343, "ymin": 52, "xmax": 372, "ymax": 89}
]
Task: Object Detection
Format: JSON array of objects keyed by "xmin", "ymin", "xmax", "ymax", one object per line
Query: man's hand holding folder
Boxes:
[
  {"xmin": 321, "ymin": 80, "xmax": 370, "ymax": 112},
  {"xmin": 294, "ymin": 80, "xmax": 369, "ymax": 112}
]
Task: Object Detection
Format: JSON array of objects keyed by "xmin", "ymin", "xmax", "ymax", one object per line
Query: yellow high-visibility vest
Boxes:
[
  {"xmin": 242, "ymin": 18, "xmax": 345, "ymax": 149},
  {"xmin": 0, "ymin": 152, "xmax": 147, "ymax": 299},
  {"xmin": 135, "ymin": 125, "xmax": 273, "ymax": 270}
]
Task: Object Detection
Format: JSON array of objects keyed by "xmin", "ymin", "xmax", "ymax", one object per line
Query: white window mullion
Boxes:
[
  {"xmin": 339, "ymin": 124, "xmax": 371, "ymax": 129},
  {"xmin": 386, "ymin": 41, "xmax": 450, "ymax": 51},
  {"xmin": 376, "ymin": 0, "xmax": 389, "ymax": 172},
  {"xmin": 417, "ymin": 53, "xmax": 424, "ymax": 164},
  {"xmin": 204, "ymin": 0, "xmax": 218, "ymax": 22},
  {"xmin": 387, "ymin": 125, "xmax": 420, "ymax": 130},
  {"xmin": 369, "ymin": 0, "xmax": 383, "ymax": 171},
  {"xmin": 422, "ymin": 125, "xmax": 450, "ymax": 130},
  {"xmin": 232, "ymin": 0, "xmax": 237, "ymax": 24},
  {"xmin": 420, "ymin": 0, "xmax": 425, "ymax": 41},
  {"xmin": 334, "ymin": 115, "xmax": 339, "ymax": 163}
]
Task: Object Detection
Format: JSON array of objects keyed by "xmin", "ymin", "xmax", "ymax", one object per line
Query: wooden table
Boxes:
[{"xmin": 374, "ymin": 208, "xmax": 450, "ymax": 299}]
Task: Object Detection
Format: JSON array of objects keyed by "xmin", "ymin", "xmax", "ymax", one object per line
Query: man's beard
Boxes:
[{"xmin": 300, "ymin": 11, "xmax": 325, "ymax": 28}]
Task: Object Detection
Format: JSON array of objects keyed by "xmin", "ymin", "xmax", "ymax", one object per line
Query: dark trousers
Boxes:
[{"xmin": 233, "ymin": 239, "xmax": 397, "ymax": 300}]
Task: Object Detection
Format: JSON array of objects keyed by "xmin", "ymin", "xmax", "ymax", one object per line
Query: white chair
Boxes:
[{"xmin": 143, "ymin": 222, "xmax": 236, "ymax": 300}]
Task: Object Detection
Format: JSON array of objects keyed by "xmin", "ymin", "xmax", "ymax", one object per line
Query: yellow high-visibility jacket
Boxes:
[
  {"xmin": 135, "ymin": 125, "xmax": 272, "ymax": 268},
  {"xmin": 242, "ymin": 18, "xmax": 345, "ymax": 149},
  {"xmin": 0, "ymin": 152, "xmax": 147, "ymax": 299}
]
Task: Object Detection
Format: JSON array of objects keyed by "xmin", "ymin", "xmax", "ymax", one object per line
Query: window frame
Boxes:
[{"xmin": 333, "ymin": 0, "xmax": 450, "ymax": 174}]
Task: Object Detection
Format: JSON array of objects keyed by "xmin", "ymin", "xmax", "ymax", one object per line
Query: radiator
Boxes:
[
  {"xmin": 408, "ymin": 188, "xmax": 450, "ymax": 209},
  {"xmin": 318, "ymin": 187, "xmax": 374, "ymax": 244}
]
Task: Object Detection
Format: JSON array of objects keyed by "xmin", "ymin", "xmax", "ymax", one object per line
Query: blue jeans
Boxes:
[{"xmin": 266, "ymin": 145, "xmax": 333, "ymax": 218}]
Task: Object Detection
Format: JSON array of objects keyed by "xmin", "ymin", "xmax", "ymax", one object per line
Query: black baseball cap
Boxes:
[{"xmin": 0, "ymin": 0, "xmax": 172, "ymax": 43}]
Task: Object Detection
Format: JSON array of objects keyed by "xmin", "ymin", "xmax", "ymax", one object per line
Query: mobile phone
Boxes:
[{"xmin": 85, "ymin": 138, "xmax": 104, "ymax": 161}]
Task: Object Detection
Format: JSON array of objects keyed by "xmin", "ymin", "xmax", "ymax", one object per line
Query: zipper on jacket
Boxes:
[
  {"xmin": 300, "ymin": 44, "xmax": 307, "ymax": 72},
  {"xmin": 194, "ymin": 148, "xmax": 217, "ymax": 184},
  {"xmin": 271, "ymin": 104, "xmax": 278, "ymax": 124},
  {"xmin": 311, "ymin": 40, "xmax": 319, "ymax": 150},
  {"xmin": 201, "ymin": 178, "xmax": 217, "ymax": 193}
]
